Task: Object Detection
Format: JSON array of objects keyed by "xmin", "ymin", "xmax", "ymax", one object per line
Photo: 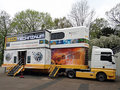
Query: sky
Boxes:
[{"xmin": 0, "ymin": 0, "xmax": 120, "ymax": 19}]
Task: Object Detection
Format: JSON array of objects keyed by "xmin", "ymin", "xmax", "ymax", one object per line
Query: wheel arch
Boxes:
[
  {"xmin": 65, "ymin": 69, "xmax": 76, "ymax": 73},
  {"xmin": 96, "ymin": 71, "xmax": 107, "ymax": 78}
]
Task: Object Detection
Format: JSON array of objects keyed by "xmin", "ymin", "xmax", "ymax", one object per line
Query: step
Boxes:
[
  {"xmin": 49, "ymin": 67, "xmax": 60, "ymax": 77},
  {"xmin": 7, "ymin": 65, "xmax": 23, "ymax": 76}
]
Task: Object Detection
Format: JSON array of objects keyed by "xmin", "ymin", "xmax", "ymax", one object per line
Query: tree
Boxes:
[
  {"xmin": 69, "ymin": 0, "xmax": 95, "ymax": 27},
  {"xmin": 106, "ymin": 3, "xmax": 120, "ymax": 27},
  {"xmin": 101, "ymin": 27, "xmax": 116, "ymax": 37},
  {"xmin": 0, "ymin": 11, "xmax": 11, "ymax": 65},
  {"xmin": 90, "ymin": 35, "xmax": 120, "ymax": 49},
  {"xmin": 90, "ymin": 18, "xmax": 109, "ymax": 39},
  {"xmin": 53, "ymin": 17, "xmax": 72, "ymax": 29},
  {"xmin": 40, "ymin": 12, "xmax": 54, "ymax": 30},
  {"xmin": 11, "ymin": 9, "xmax": 54, "ymax": 33}
]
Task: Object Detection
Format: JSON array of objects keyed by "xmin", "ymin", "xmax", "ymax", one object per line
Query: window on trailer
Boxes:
[
  {"xmin": 14, "ymin": 56, "xmax": 17, "ymax": 63},
  {"xmin": 27, "ymin": 56, "xmax": 31, "ymax": 63},
  {"xmin": 51, "ymin": 32, "xmax": 65, "ymax": 40}
]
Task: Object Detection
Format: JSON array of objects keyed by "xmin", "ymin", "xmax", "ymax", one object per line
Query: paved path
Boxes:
[
  {"xmin": 0, "ymin": 67, "xmax": 120, "ymax": 90},
  {"xmin": 0, "ymin": 67, "xmax": 5, "ymax": 73}
]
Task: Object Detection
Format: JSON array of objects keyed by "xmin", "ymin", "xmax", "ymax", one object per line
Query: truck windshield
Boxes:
[{"xmin": 101, "ymin": 52, "xmax": 112, "ymax": 62}]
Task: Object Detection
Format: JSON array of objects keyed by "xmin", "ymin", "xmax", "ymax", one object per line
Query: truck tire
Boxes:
[
  {"xmin": 67, "ymin": 71, "xmax": 75, "ymax": 78},
  {"xmin": 96, "ymin": 73, "xmax": 107, "ymax": 82}
]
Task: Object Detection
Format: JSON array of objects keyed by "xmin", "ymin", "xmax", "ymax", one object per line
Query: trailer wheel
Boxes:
[
  {"xmin": 67, "ymin": 71, "xmax": 75, "ymax": 78},
  {"xmin": 96, "ymin": 72, "xmax": 107, "ymax": 82}
]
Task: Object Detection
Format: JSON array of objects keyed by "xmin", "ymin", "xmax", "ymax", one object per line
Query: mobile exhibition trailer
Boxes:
[{"xmin": 2, "ymin": 26, "xmax": 116, "ymax": 81}]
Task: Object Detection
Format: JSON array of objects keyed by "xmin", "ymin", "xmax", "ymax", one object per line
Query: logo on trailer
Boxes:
[
  {"xmin": 32, "ymin": 52, "xmax": 43, "ymax": 62},
  {"xmin": 7, "ymin": 32, "xmax": 45, "ymax": 42},
  {"xmin": 6, "ymin": 53, "xmax": 12, "ymax": 61}
]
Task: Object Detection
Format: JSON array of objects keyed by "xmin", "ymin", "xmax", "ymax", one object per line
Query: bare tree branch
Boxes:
[
  {"xmin": 106, "ymin": 3, "xmax": 120, "ymax": 27},
  {"xmin": 68, "ymin": 0, "xmax": 95, "ymax": 27}
]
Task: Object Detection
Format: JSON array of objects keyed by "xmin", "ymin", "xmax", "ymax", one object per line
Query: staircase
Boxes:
[
  {"xmin": 7, "ymin": 60, "xmax": 24, "ymax": 76},
  {"xmin": 49, "ymin": 65, "xmax": 60, "ymax": 78}
]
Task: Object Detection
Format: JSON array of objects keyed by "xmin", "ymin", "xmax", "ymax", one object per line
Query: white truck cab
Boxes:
[
  {"xmin": 76, "ymin": 46, "xmax": 116, "ymax": 81},
  {"xmin": 91, "ymin": 46, "xmax": 116, "ymax": 69}
]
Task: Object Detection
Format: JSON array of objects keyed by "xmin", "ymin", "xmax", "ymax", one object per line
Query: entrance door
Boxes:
[{"xmin": 18, "ymin": 51, "xmax": 26, "ymax": 65}]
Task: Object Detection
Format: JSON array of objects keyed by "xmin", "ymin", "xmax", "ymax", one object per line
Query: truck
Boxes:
[{"xmin": 2, "ymin": 26, "xmax": 116, "ymax": 81}]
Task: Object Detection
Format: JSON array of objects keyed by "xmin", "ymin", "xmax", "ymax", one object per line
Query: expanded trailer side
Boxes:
[{"xmin": 2, "ymin": 27, "xmax": 90, "ymax": 76}]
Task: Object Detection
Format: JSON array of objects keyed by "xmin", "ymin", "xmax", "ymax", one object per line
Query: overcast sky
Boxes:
[{"xmin": 0, "ymin": 0, "xmax": 120, "ymax": 19}]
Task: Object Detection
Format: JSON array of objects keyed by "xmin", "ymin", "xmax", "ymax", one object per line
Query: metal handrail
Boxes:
[{"xmin": 112, "ymin": 46, "xmax": 120, "ymax": 54}]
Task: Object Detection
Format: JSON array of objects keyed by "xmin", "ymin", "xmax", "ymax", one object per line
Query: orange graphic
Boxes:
[{"xmin": 51, "ymin": 48, "xmax": 86, "ymax": 65}]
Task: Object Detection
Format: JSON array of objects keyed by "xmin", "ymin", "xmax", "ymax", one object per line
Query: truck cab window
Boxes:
[
  {"xmin": 51, "ymin": 32, "xmax": 65, "ymax": 40},
  {"xmin": 101, "ymin": 52, "xmax": 112, "ymax": 62}
]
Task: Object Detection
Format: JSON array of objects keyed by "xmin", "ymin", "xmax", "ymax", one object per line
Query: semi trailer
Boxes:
[{"xmin": 2, "ymin": 26, "xmax": 116, "ymax": 81}]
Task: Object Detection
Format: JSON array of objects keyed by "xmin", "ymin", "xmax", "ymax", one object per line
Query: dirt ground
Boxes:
[{"xmin": 0, "ymin": 67, "xmax": 120, "ymax": 90}]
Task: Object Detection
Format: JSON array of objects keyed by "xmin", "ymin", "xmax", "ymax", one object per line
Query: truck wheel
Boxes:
[
  {"xmin": 96, "ymin": 73, "xmax": 107, "ymax": 82},
  {"xmin": 67, "ymin": 71, "xmax": 75, "ymax": 78}
]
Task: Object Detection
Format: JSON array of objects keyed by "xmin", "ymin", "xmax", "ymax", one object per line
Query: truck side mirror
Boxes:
[{"xmin": 112, "ymin": 62, "xmax": 115, "ymax": 64}]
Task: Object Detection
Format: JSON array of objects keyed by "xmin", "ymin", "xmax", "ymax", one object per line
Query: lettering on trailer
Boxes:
[
  {"xmin": 7, "ymin": 32, "xmax": 45, "ymax": 42},
  {"xmin": 6, "ymin": 39, "xmax": 49, "ymax": 48}
]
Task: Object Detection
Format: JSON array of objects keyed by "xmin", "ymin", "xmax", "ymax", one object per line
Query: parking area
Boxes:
[{"xmin": 0, "ymin": 67, "xmax": 120, "ymax": 90}]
